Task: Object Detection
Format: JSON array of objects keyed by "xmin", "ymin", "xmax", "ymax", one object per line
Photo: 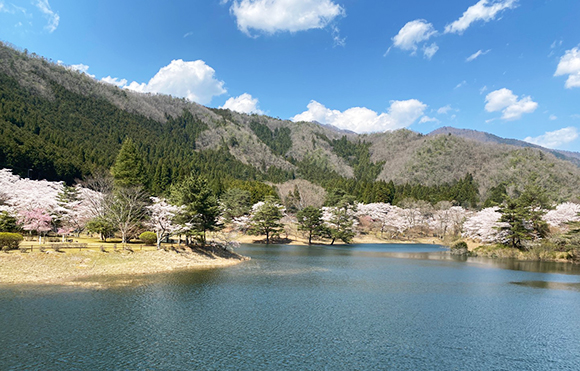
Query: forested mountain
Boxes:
[
  {"xmin": 429, "ymin": 127, "xmax": 580, "ymax": 166},
  {"xmin": 1, "ymin": 42, "xmax": 580, "ymax": 205}
]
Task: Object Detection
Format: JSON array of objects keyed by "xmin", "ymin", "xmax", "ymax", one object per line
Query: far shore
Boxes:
[
  {"xmin": 0, "ymin": 234, "xmax": 446, "ymax": 287},
  {"xmin": 231, "ymin": 233, "xmax": 445, "ymax": 247}
]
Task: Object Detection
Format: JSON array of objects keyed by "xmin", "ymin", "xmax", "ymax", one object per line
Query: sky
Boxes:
[{"xmin": 1, "ymin": 0, "xmax": 580, "ymax": 151}]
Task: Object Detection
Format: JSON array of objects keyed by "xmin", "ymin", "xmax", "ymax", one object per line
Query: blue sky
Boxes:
[{"xmin": 1, "ymin": 0, "xmax": 580, "ymax": 151}]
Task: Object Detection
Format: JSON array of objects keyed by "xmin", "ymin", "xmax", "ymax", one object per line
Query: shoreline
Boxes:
[
  {"xmin": 0, "ymin": 248, "xmax": 249, "ymax": 287},
  {"xmin": 231, "ymin": 233, "xmax": 444, "ymax": 247}
]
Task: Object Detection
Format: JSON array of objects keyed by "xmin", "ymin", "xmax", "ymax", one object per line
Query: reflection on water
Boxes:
[
  {"xmin": 512, "ymin": 281, "xmax": 580, "ymax": 292},
  {"xmin": 1, "ymin": 243, "xmax": 580, "ymax": 371}
]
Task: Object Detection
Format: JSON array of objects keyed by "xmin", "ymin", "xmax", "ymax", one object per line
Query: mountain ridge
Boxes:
[
  {"xmin": 1, "ymin": 42, "xmax": 580, "ymax": 203},
  {"xmin": 428, "ymin": 126, "xmax": 580, "ymax": 166}
]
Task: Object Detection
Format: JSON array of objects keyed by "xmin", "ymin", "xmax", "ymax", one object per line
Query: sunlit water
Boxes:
[{"xmin": 1, "ymin": 244, "xmax": 580, "ymax": 370}]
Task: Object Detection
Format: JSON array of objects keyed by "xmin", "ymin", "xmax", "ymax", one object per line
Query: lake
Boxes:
[{"xmin": 1, "ymin": 243, "xmax": 580, "ymax": 370}]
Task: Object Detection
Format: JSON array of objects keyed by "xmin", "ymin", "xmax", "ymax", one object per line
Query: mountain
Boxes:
[
  {"xmin": 1, "ymin": 42, "xmax": 580, "ymax": 204},
  {"xmin": 428, "ymin": 127, "xmax": 580, "ymax": 166}
]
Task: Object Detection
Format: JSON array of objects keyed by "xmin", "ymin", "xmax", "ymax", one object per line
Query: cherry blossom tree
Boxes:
[
  {"xmin": 543, "ymin": 203, "xmax": 580, "ymax": 228},
  {"xmin": 147, "ymin": 197, "xmax": 185, "ymax": 249},
  {"xmin": 19, "ymin": 208, "xmax": 52, "ymax": 244},
  {"xmin": 0, "ymin": 169, "xmax": 62, "ymax": 212},
  {"xmin": 462, "ymin": 207, "xmax": 507, "ymax": 244}
]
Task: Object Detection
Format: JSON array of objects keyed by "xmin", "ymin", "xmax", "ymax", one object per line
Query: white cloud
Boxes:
[
  {"xmin": 480, "ymin": 85, "xmax": 488, "ymax": 94},
  {"xmin": 0, "ymin": 2, "xmax": 26, "ymax": 14},
  {"xmin": 35, "ymin": 0, "xmax": 59, "ymax": 33},
  {"xmin": 549, "ymin": 114, "xmax": 557, "ymax": 121},
  {"xmin": 437, "ymin": 105, "xmax": 452, "ymax": 115},
  {"xmin": 466, "ymin": 49, "xmax": 490, "ymax": 62},
  {"xmin": 485, "ymin": 88, "xmax": 538, "ymax": 120},
  {"xmin": 444, "ymin": 0, "xmax": 517, "ymax": 35},
  {"xmin": 121, "ymin": 59, "xmax": 226, "ymax": 105},
  {"xmin": 291, "ymin": 99, "xmax": 427, "ymax": 133},
  {"xmin": 101, "ymin": 76, "xmax": 128, "ymax": 88},
  {"xmin": 554, "ymin": 47, "xmax": 580, "ymax": 89},
  {"xmin": 69, "ymin": 63, "xmax": 90, "ymax": 74},
  {"xmin": 419, "ymin": 116, "xmax": 439, "ymax": 124},
  {"xmin": 220, "ymin": 93, "xmax": 264, "ymax": 114},
  {"xmin": 331, "ymin": 25, "xmax": 346, "ymax": 47},
  {"xmin": 62, "ymin": 63, "xmax": 95, "ymax": 78},
  {"xmin": 524, "ymin": 127, "xmax": 578, "ymax": 149},
  {"xmin": 423, "ymin": 43, "xmax": 439, "ymax": 59},
  {"xmin": 455, "ymin": 80, "xmax": 467, "ymax": 89},
  {"xmin": 230, "ymin": 0, "xmax": 344, "ymax": 35},
  {"xmin": 392, "ymin": 19, "xmax": 437, "ymax": 54}
]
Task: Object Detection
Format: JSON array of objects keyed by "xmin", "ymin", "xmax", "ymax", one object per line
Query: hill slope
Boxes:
[{"xmin": 1, "ymin": 42, "xmax": 580, "ymax": 203}]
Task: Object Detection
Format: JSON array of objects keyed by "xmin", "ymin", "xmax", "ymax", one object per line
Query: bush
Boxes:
[
  {"xmin": 451, "ymin": 241, "xmax": 468, "ymax": 250},
  {"xmin": 0, "ymin": 232, "xmax": 24, "ymax": 251},
  {"xmin": 139, "ymin": 232, "xmax": 157, "ymax": 246}
]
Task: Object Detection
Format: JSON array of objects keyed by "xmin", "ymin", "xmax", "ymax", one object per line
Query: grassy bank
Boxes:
[
  {"xmin": 0, "ymin": 242, "xmax": 248, "ymax": 287},
  {"xmin": 459, "ymin": 241, "xmax": 580, "ymax": 263}
]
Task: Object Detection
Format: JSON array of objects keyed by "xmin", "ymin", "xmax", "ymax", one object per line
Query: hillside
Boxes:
[
  {"xmin": 429, "ymin": 127, "xmax": 580, "ymax": 166},
  {"xmin": 1, "ymin": 42, "xmax": 580, "ymax": 204}
]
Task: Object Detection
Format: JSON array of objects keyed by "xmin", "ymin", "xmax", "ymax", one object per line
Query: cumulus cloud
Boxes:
[
  {"xmin": 120, "ymin": 59, "xmax": 226, "ymax": 105},
  {"xmin": 485, "ymin": 88, "xmax": 538, "ymax": 120},
  {"xmin": 524, "ymin": 127, "xmax": 578, "ymax": 149},
  {"xmin": 291, "ymin": 99, "xmax": 427, "ymax": 133},
  {"xmin": 466, "ymin": 49, "xmax": 490, "ymax": 62},
  {"xmin": 230, "ymin": 0, "xmax": 344, "ymax": 35},
  {"xmin": 220, "ymin": 93, "xmax": 264, "ymax": 114},
  {"xmin": 61, "ymin": 62, "xmax": 95, "ymax": 78},
  {"xmin": 101, "ymin": 76, "xmax": 128, "ymax": 88},
  {"xmin": 392, "ymin": 19, "xmax": 437, "ymax": 54},
  {"xmin": 444, "ymin": 0, "xmax": 517, "ymax": 35},
  {"xmin": 35, "ymin": 0, "xmax": 59, "ymax": 33},
  {"xmin": 554, "ymin": 47, "xmax": 580, "ymax": 89}
]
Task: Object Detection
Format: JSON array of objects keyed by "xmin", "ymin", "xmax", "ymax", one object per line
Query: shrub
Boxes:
[
  {"xmin": 139, "ymin": 232, "xmax": 157, "ymax": 246},
  {"xmin": 451, "ymin": 241, "xmax": 468, "ymax": 250},
  {"xmin": 0, "ymin": 232, "xmax": 24, "ymax": 251}
]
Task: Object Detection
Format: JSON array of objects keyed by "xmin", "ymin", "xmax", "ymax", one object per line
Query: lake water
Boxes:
[{"xmin": 1, "ymin": 243, "xmax": 580, "ymax": 370}]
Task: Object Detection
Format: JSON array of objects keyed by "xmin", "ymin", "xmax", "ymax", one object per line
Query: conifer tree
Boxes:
[
  {"xmin": 110, "ymin": 138, "xmax": 145, "ymax": 188},
  {"xmin": 297, "ymin": 206, "xmax": 326, "ymax": 245},
  {"xmin": 248, "ymin": 196, "xmax": 284, "ymax": 244},
  {"xmin": 171, "ymin": 173, "xmax": 222, "ymax": 246}
]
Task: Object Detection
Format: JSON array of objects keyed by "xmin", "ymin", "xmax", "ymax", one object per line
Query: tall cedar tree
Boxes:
[
  {"xmin": 248, "ymin": 196, "xmax": 284, "ymax": 245},
  {"xmin": 110, "ymin": 138, "xmax": 145, "ymax": 188},
  {"xmin": 171, "ymin": 174, "xmax": 222, "ymax": 246},
  {"xmin": 297, "ymin": 206, "xmax": 326, "ymax": 245}
]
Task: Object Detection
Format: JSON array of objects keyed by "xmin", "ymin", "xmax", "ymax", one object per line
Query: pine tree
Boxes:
[
  {"xmin": 110, "ymin": 138, "xmax": 145, "ymax": 188},
  {"xmin": 297, "ymin": 206, "xmax": 326, "ymax": 245},
  {"xmin": 248, "ymin": 196, "xmax": 284, "ymax": 244},
  {"xmin": 171, "ymin": 173, "xmax": 222, "ymax": 246}
]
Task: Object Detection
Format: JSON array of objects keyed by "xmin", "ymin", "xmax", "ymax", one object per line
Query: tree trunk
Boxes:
[{"xmin": 266, "ymin": 231, "xmax": 270, "ymax": 245}]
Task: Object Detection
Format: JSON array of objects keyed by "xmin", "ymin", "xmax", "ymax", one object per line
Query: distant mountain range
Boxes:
[
  {"xmin": 429, "ymin": 126, "xmax": 580, "ymax": 166},
  {"xmin": 1, "ymin": 42, "xmax": 579, "ymax": 202}
]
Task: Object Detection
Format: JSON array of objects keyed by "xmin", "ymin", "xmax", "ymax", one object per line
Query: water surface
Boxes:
[{"xmin": 1, "ymin": 244, "xmax": 579, "ymax": 370}]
